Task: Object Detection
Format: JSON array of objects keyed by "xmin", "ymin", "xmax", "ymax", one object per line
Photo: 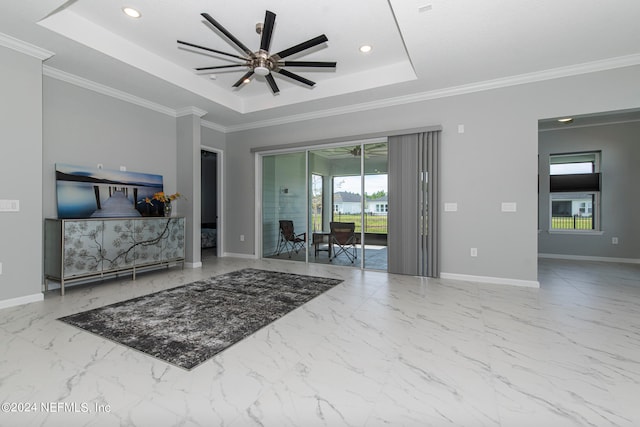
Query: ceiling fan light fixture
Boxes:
[
  {"xmin": 122, "ymin": 7, "xmax": 141, "ymax": 18},
  {"xmin": 254, "ymin": 65, "xmax": 270, "ymax": 76}
]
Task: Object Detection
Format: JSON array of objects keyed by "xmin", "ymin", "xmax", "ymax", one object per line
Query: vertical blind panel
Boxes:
[
  {"xmin": 388, "ymin": 134, "xmax": 420, "ymax": 276},
  {"xmin": 427, "ymin": 131, "xmax": 440, "ymax": 278},
  {"xmin": 388, "ymin": 131, "xmax": 441, "ymax": 278}
]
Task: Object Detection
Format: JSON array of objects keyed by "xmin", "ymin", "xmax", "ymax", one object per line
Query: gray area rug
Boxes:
[{"xmin": 59, "ymin": 268, "xmax": 342, "ymax": 370}]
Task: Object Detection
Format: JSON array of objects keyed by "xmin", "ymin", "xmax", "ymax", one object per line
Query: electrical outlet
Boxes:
[
  {"xmin": 240, "ymin": 235, "xmax": 245, "ymax": 242},
  {"xmin": 470, "ymin": 248, "xmax": 478, "ymax": 257},
  {"xmin": 612, "ymin": 237, "xmax": 619, "ymax": 245}
]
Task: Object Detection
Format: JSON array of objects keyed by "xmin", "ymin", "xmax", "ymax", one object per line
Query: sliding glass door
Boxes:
[
  {"xmin": 363, "ymin": 143, "xmax": 388, "ymax": 270},
  {"xmin": 261, "ymin": 152, "xmax": 307, "ymax": 261},
  {"xmin": 260, "ymin": 141, "xmax": 388, "ymax": 270}
]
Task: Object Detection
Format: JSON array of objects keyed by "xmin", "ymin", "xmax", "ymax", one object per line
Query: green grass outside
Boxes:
[
  {"xmin": 312, "ymin": 213, "xmax": 388, "ymax": 234},
  {"xmin": 551, "ymin": 216, "xmax": 593, "ymax": 230}
]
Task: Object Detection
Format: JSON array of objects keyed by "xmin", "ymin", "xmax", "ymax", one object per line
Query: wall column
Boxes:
[
  {"xmin": 0, "ymin": 37, "xmax": 53, "ymax": 308},
  {"xmin": 176, "ymin": 107, "xmax": 206, "ymax": 267}
]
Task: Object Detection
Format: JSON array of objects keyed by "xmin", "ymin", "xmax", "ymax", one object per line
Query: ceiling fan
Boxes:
[
  {"xmin": 316, "ymin": 143, "xmax": 388, "ymax": 159},
  {"xmin": 177, "ymin": 10, "xmax": 336, "ymax": 94}
]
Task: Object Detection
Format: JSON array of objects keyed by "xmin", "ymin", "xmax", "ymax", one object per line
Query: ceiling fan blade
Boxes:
[
  {"xmin": 276, "ymin": 69, "xmax": 315, "ymax": 87},
  {"xmin": 177, "ymin": 40, "xmax": 248, "ymax": 61},
  {"xmin": 260, "ymin": 10, "xmax": 276, "ymax": 52},
  {"xmin": 195, "ymin": 64, "xmax": 247, "ymax": 71},
  {"xmin": 265, "ymin": 73, "xmax": 280, "ymax": 94},
  {"xmin": 232, "ymin": 70, "xmax": 254, "ymax": 88},
  {"xmin": 274, "ymin": 34, "xmax": 328, "ymax": 59},
  {"xmin": 201, "ymin": 13, "xmax": 254, "ymax": 57},
  {"xmin": 282, "ymin": 61, "xmax": 337, "ymax": 68}
]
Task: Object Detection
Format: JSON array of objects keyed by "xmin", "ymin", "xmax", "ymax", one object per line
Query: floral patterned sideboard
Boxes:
[{"xmin": 44, "ymin": 217, "xmax": 185, "ymax": 295}]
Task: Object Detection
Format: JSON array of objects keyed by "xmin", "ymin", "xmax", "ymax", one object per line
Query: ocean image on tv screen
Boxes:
[{"xmin": 55, "ymin": 164, "xmax": 164, "ymax": 219}]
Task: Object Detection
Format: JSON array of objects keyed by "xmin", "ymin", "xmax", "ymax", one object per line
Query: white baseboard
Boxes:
[
  {"xmin": 222, "ymin": 252, "xmax": 259, "ymax": 259},
  {"xmin": 0, "ymin": 293, "xmax": 44, "ymax": 310},
  {"xmin": 538, "ymin": 253, "xmax": 640, "ymax": 264},
  {"xmin": 184, "ymin": 261, "xmax": 203, "ymax": 269},
  {"xmin": 440, "ymin": 272, "xmax": 540, "ymax": 288}
]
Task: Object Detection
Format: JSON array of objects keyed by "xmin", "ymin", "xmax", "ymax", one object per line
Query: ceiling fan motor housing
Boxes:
[{"xmin": 253, "ymin": 50, "xmax": 274, "ymax": 75}]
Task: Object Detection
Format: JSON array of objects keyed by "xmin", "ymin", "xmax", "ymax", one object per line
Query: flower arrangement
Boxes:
[
  {"xmin": 140, "ymin": 191, "xmax": 181, "ymax": 217},
  {"xmin": 137, "ymin": 191, "xmax": 183, "ymax": 217},
  {"xmin": 141, "ymin": 192, "xmax": 181, "ymax": 205}
]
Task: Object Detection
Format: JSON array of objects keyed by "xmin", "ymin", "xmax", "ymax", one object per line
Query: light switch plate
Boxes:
[
  {"xmin": 444, "ymin": 202, "xmax": 458, "ymax": 212},
  {"xmin": 501, "ymin": 202, "xmax": 517, "ymax": 212},
  {"xmin": 0, "ymin": 200, "xmax": 19, "ymax": 212}
]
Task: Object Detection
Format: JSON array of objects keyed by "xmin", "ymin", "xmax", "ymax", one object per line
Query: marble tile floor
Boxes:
[{"xmin": 0, "ymin": 257, "xmax": 638, "ymax": 426}]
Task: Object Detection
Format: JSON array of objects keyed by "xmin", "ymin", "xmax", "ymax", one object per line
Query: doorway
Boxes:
[
  {"xmin": 201, "ymin": 149, "xmax": 220, "ymax": 257},
  {"xmin": 308, "ymin": 142, "xmax": 388, "ymax": 270}
]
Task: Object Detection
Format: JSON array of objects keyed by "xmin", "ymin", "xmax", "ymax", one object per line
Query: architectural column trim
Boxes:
[
  {"xmin": 176, "ymin": 106, "xmax": 207, "ymax": 118},
  {"xmin": 176, "ymin": 114, "xmax": 202, "ymax": 267}
]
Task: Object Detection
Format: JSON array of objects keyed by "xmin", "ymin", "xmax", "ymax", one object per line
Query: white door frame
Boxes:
[{"xmin": 201, "ymin": 146, "xmax": 224, "ymax": 257}]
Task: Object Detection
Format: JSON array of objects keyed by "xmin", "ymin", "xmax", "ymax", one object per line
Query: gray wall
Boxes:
[
  {"xmin": 202, "ymin": 126, "xmax": 226, "ymax": 152},
  {"xmin": 0, "ymin": 46, "xmax": 43, "ymax": 301},
  {"xmin": 225, "ymin": 65, "xmax": 640, "ymax": 282},
  {"xmin": 539, "ymin": 121, "xmax": 640, "ymax": 259},
  {"xmin": 43, "ymin": 77, "xmax": 177, "ymax": 219}
]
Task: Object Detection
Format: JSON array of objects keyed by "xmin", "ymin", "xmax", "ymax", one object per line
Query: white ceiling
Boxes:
[{"xmin": 2, "ymin": 0, "xmax": 640, "ymax": 131}]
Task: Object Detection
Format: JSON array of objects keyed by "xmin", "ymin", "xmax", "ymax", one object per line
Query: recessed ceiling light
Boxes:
[
  {"xmin": 359, "ymin": 45, "xmax": 372, "ymax": 53},
  {"xmin": 122, "ymin": 7, "xmax": 141, "ymax": 18},
  {"xmin": 557, "ymin": 117, "xmax": 574, "ymax": 124}
]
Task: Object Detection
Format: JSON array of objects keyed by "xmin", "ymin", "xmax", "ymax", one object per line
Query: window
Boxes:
[
  {"xmin": 311, "ymin": 174, "xmax": 323, "ymax": 232},
  {"xmin": 375, "ymin": 203, "xmax": 388, "ymax": 213},
  {"xmin": 549, "ymin": 152, "xmax": 600, "ymax": 231}
]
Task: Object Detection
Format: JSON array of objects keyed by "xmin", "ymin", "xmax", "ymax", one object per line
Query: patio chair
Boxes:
[
  {"xmin": 329, "ymin": 222, "xmax": 357, "ymax": 263},
  {"xmin": 275, "ymin": 220, "xmax": 306, "ymax": 258}
]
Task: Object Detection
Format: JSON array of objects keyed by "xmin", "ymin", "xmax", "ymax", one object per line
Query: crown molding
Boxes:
[
  {"xmin": 43, "ymin": 65, "xmax": 176, "ymax": 117},
  {"xmin": 176, "ymin": 106, "xmax": 207, "ymax": 118},
  {"xmin": 0, "ymin": 32, "xmax": 54, "ymax": 60},
  {"xmin": 41, "ymin": 52, "xmax": 640, "ymax": 134},
  {"xmin": 201, "ymin": 120, "xmax": 227, "ymax": 133},
  {"xmin": 226, "ymin": 53, "xmax": 640, "ymax": 132}
]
